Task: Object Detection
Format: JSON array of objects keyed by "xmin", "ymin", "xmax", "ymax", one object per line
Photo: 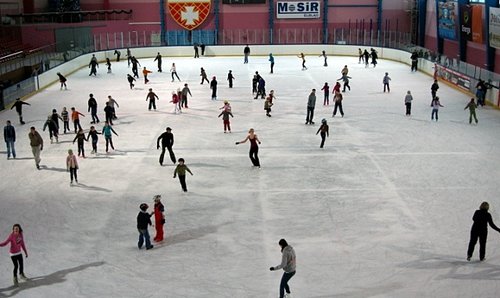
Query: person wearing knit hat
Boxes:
[{"xmin": 137, "ymin": 203, "xmax": 153, "ymax": 250}]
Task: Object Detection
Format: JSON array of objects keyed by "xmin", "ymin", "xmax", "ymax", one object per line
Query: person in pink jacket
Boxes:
[{"xmin": 0, "ymin": 224, "xmax": 28, "ymax": 286}]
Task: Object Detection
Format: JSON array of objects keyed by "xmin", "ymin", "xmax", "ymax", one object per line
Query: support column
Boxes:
[
  {"xmin": 457, "ymin": 0, "xmax": 467, "ymax": 62},
  {"xmin": 269, "ymin": 0, "xmax": 275, "ymax": 44},
  {"xmin": 214, "ymin": 0, "xmax": 220, "ymax": 44},
  {"xmin": 417, "ymin": 0, "xmax": 427, "ymax": 47},
  {"xmin": 435, "ymin": 0, "xmax": 444, "ymax": 54},
  {"xmin": 323, "ymin": 0, "xmax": 328, "ymax": 44},
  {"xmin": 160, "ymin": 0, "xmax": 166, "ymax": 45},
  {"xmin": 377, "ymin": 0, "xmax": 383, "ymax": 34}
]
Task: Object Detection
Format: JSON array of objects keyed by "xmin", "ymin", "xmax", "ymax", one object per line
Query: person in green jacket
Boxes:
[
  {"xmin": 173, "ymin": 158, "xmax": 193, "ymax": 192},
  {"xmin": 464, "ymin": 98, "xmax": 478, "ymax": 124}
]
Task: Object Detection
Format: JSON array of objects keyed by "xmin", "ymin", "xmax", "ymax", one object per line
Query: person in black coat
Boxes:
[
  {"xmin": 157, "ymin": 127, "xmax": 176, "ymax": 166},
  {"xmin": 194, "ymin": 44, "xmax": 199, "ymax": 58},
  {"xmin": 210, "ymin": 76, "xmax": 218, "ymax": 100},
  {"xmin": 88, "ymin": 55, "xmax": 98, "ymax": 76},
  {"xmin": 137, "ymin": 203, "xmax": 153, "ymax": 250},
  {"xmin": 11, "ymin": 98, "xmax": 31, "ymax": 125},
  {"xmin": 154, "ymin": 52, "xmax": 162, "ymax": 72},
  {"xmin": 201, "ymin": 43, "xmax": 206, "ymax": 56},
  {"xmin": 88, "ymin": 94, "xmax": 100, "ymax": 124},
  {"xmin": 467, "ymin": 202, "xmax": 500, "ymax": 261},
  {"xmin": 3, "ymin": 120, "xmax": 16, "ymax": 159},
  {"xmin": 410, "ymin": 51, "xmax": 418, "ymax": 72}
]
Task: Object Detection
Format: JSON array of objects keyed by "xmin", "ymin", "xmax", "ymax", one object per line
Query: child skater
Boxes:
[
  {"xmin": 61, "ymin": 107, "xmax": 70, "ymax": 133},
  {"xmin": 467, "ymin": 202, "xmax": 500, "ymax": 261},
  {"xmin": 106, "ymin": 58, "xmax": 111, "ymax": 73},
  {"xmin": 264, "ymin": 95, "xmax": 273, "ymax": 117},
  {"xmin": 298, "ymin": 53, "xmax": 307, "ymax": 70},
  {"xmin": 227, "ymin": 70, "xmax": 235, "ymax": 88},
  {"xmin": 71, "ymin": 107, "xmax": 84, "ymax": 133},
  {"xmin": 137, "ymin": 203, "xmax": 153, "ymax": 250},
  {"xmin": 87, "ymin": 126, "xmax": 100, "ymax": 154},
  {"xmin": 321, "ymin": 82, "xmax": 330, "ymax": 105},
  {"xmin": 173, "ymin": 158, "xmax": 193, "ymax": 192},
  {"xmin": 66, "ymin": 149, "xmax": 78, "ymax": 184},
  {"xmin": 383, "ymin": 72, "xmax": 391, "ymax": 92},
  {"xmin": 142, "ymin": 67, "xmax": 152, "ymax": 84},
  {"xmin": 218, "ymin": 108, "xmax": 234, "ymax": 133},
  {"xmin": 0, "ymin": 224, "xmax": 28, "ymax": 286},
  {"xmin": 319, "ymin": 50, "xmax": 327, "ymax": 66},
  {"xmin": 57, "ymin": 72, "xmax": 67, "ymax": 90},
  {"xmin": 235, "ymin": 128, "xmax": 261, "ymax": 168},
  {"xmin": 431, "ymin": 96, "xmax": 444, "ymax": 121},
  {"xmin": 464, "ymin": 98, "xmax": 478, "ymax": 124},
  {"xmin": 170, "ymin": 91, "xmax": 181, "ymax": 114},
  {"xmin": 220, "ymin": 100, "xmax": 232, "ymax": 112},
  {"xmin": 316, "ymin": 118, "xmax": 329, "ymax": 148},
  {"xmin": 151, "ymin": 195, "xmax": 165, "ymax": 242},
  {"xmin": 73, "ymin": 128, "xmax": 87, "ymax": 158},
  {"xmin": 43, "ymin": 115, "xmax": 59, "ymax": 143},
  {"xmin": 102, "ymin": 121, "xmax": 118, "ymax": 152}
]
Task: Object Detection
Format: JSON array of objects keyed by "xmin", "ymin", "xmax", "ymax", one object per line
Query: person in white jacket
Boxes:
[{"xmin": 270, "ymin": 239, "xmax": 296, "ymax": 298}]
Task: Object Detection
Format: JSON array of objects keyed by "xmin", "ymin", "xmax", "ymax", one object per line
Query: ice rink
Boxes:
[{"xmin": 1, "ymin": 52, "xmax": 500, "ymax": 297}]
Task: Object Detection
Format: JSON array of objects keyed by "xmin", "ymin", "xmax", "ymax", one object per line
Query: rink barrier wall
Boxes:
[{"xmin": 37, "ymin": 45, "xmax": 499, "ymax": 107}]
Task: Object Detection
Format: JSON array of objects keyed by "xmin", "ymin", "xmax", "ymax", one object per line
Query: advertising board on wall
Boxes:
[
  {"xmin": 276, "ymin": 1, "xmax": 320, "ymax": 19},
  {"xmin": 438, "ymin": 0, "xmax": 458, "ymax": 40},
  {"xmin": 489, "ymin": 7, "xmax": 500, "ymax": 49},
  {"xmin": 436, "ymin": 64, "xmax": 471, "ymax": 91},
  {"xmin": 460, "ymin": 5, "xmax": 483, "ymax": 43}
]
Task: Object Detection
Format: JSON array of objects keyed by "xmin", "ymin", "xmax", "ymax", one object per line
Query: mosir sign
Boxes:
[{"xmin": 276, "ymin": 1, "xmax": 320, "ymax": 19}]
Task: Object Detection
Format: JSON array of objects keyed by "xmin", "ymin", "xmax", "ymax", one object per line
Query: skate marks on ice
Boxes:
[{"xmin": 0, "ymin": 261, "xmax": 105, "ymax": 297}]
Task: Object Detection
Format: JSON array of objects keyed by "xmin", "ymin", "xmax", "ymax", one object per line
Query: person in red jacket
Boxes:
[
  {"xmin": 151, "ymin": 195, "xmax": 165, "ymax": 242},
  {"xmin": 142, "ymin": 67, "xmax": 152, "ymax": 84},
  {"xmin": 0, "ymin": 224, "xmax": 28, "ymax": 286}
]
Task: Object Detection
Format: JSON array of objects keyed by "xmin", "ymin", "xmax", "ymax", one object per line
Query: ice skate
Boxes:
[
  {"xmin": 19, "ymin": 273, "xmax": 27, "ymax": 280},
  {"xmin": 13, "ymin": 276, "xmax": 18, "ymax": 286}
]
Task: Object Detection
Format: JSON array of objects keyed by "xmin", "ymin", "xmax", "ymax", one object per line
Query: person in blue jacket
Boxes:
[{"xmin": 102, "ymin": 121, "xmax": 118, "ymax": 152}]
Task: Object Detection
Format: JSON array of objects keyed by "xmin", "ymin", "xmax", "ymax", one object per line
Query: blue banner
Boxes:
[{"xmin": 438, "ymin": 0, "xmax": 457, "ymax": 40}]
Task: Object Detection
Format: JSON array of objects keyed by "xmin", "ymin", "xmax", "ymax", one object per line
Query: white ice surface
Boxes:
[{"xmin": 0, "ymin": 54, "xmax": 500, "ymax": 298}]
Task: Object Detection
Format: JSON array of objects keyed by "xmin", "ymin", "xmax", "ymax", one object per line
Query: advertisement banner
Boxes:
[
  {"xmin": 460, "ymin": 5, "xmax": 472, "ymax": 41},
  {"xmin": 438, "ymin": 0, "xmax": 458, "ymax": 40},
  {"xmin": 276, "ymin": 1, "xmax": 320, "ymax": 19},
  {"xmin": 489, "ymin": 7, "xmax": 500, "ymax": 49},
  {"xmin": 471, "ymin": 5, "xmax": 483, "ymax": 43},
  {"xmin": 436, "ymin": 65, "xmax": 471, "ymax": 91},
  {"xmin": 168, "ymin": 0, "xmax": 211, "ymax": 30}
]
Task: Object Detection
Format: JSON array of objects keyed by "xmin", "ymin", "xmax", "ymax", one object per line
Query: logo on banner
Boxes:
[
  {"xmin": 276, "ymin": 1, "xmax": 320, "ymax": 19},
  {"xmin": 168, "ymin": 0, "xmax": 211, "ymax": 30}
]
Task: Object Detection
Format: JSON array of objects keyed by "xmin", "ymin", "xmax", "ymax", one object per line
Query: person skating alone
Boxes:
[
  {"xmin": 467, "ymin": 202, "xmax": 500, "ymax": 261},
  {"xmin": 410, "ymin": 51, "xmax": 418, "ymax": 72},
  {"xmin": 114, "ymin": 49, "xmax": 121, "ymax": 62},
  {"xmin": 102, "ymin": 121, "xmax": 118, "ymax": 152},
  {"xmin": 73, "ymin": 128, "xmax": 87, "ymax": 158},
  {"xmin": 43, "ymin": 115, "xmax": 59, "ymax": 143},
  {"xmin": 305, "ymin": 89, "xmax": 316, "ymax": 125},
  {"xmin": 319, "ymin": 50, "xmax": 328, "ymax": 67},
  {"xmin": 131, "ymin": 56, "xmax": 141, "ymax": 78},
  {"xmin": 200, "ymin": 67, "xmax": 209, "ymax": 84},
  {"xmin": 383, "ymin": 72, "xmax": 391, "ymax": 93},
  {"xmin": 243, "ymin": 44, "xmax": 250, "ymax": 64},
  {"xmin": 137, "ymin": 203, "xmax": 154, "ymax": 250},
  {"xmin": 127, "ymin": 74, "xmax": 136, "ymax": 89},
  {"xmin": 431, "ymin": 79, "xmax": 439, "ymax": 101},
  {"xmin": 66, "ymin": 149, "xmax": 79, "ymax": 184},
  {"xmin": 142, "ymin": 67, "xmax": 152, "ymax": 84},
  {"xmin": 201, "ymin": 43, "xmax": 206, "ymax": 56},
  {"xmin": 170, "ymin": 63, "xmax": 181, "ymax": 82},
  {"xmin": 71, "ymin": 107, "xmax": 85, "ymax": 133},
  {"xmin": 431, "ymin": 96, "xmax": 444, "ymax": 121},
  {"xmin": 227, "ymin": 70, "xmax": 235, "ymax": 88},
  {"xmin": 87, "ymin": 125, "xmax": 100, "ymax": 154},
  {"xmin": 107, "ymin": 95, "xmax": 119, "ymax": 120},
  {"xmin": 173, "ymin": 158, "xmax": 193, "ymax": 192},
  {"xmin": 358, "ymin": 48, "xmax": 364, "ymax": 63},
  {"xmin": 269, "ymin": 239, "xmax": 296, "ymax": 298},
  {"xmin": 464, "ymin": 98, "xmax": 478, "ymax": 124},
  {"xmin": 332, "ymin": 90, "xmax": 344, "ymax": 117},
  {"xmin": 404, "ymin": 90, "xmax": 413, "ymax": 116},
  {"xmin": 126, "ymin": 48, "xmax": 131, "ymax": 67},
  {"xmin": 88, "ymin": 55, "xmax": 98, "ymax": 76},
  {"xmin": 269, "ymin": 53, "xmax": 275, "ymax": 73},
  {"xmin": 298, "ymin": 53, "xmax": 307, "ymax": 70},
  {"xmin": 0, "ymin": 224, "xmax": 28, "ymax": 287},
  {"xmin": 235, "ymin": 128, "xmax": 261, "ymax": 167},
  {"xmin": 264, "ymin": 96, "xmax": 273, "ymax": 117},
  {"xmin": 157, "ymin": 127, "xmax": 176, "ymax": 166},
  {"xmin": 194, "ymin": 44, "xmax": 199, "ymax": 58},
  {"xmin": 104, "ymin": 102, "xmax": 114, "ymax": 125},
  {"xmin": 363, "ymin": 49, "xmax": 370, "ymax": 67},
  {"xmin": 154, "ymin": 52, "xmax": 162, "ymax": 72},
  {"xmin": 337, "ymin": 75, "xmax": 351, "ymax": 92},
  {"xmin": 151, "ymin": 195, "xmax": 165, "ymax": 242},
  {"xmin": 4, "ymin": 120, "xmax": 16, "ymax": 159},
  {"xmin": 88, "ymin": 94, "xmax": 100, "ymax": 124},
  {"xmin": 210, "ymin": 76, "xmax": 218, "ymax": 101},
  {"xmin": 28, "ymin": 127, "xmax": 43, "ymax": 169},
  {"xmin": 181, "ymin": 83, "xmax": 192, "ymax": 108},
  {"xmin": 10, "ymin": 98, "xmax": 31, "ymax": 125},
  {"xmin": 218, "ymin": 108, "xmax": 234, "ymax": 132},
  {"xmin": 146, "ymin": 88, "xmax": 159, "ymax": 111},
  {"xmin": 106, "ymin": 58, "xmax": 111, "ymax": 73},
  {"xmin": 321, "ymin": 82, "xmax": 329, "ymax": 106},
  {"xmin": 57, "ymin": 72, "xmax": 67, "ymax": 90},
  {"xmin": 316, "ymin": 118, "xmax": 329, "ymax": 148},
  {"xmin": 51, "ymin": 109, "xmax": 63, "ymax": 135}
]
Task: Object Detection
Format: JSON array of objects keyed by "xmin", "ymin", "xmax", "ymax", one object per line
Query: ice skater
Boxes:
[
  {"xmin": 464, "ymin": 98, "xmax": 478, "ymax": 124},
  {"xmin": 61, "ymin": 107, "xmax": 70, "ymax": 133},
  {"xmin": 66, "ymin": 149, "xmax": 79, "ymax": 184},
  {"xmin": 137, "ymin": 203, "xmax": 153, "ymax": 250},
  {"xmin": 333, "ymin": 81, "xmax": 341, "ymax": 94},
  {"xmin": 170, "ymin": 91, "xmax": 181, "ymax": 114},
  {"xmin": 126, "ymin": 48, "xmax": 132, "ymax": 67},
  {"xmin": 157, "ymin": 127, "xmax": 176, "ymax": 166},
  {"xmin": 152, "ymin": 195, "xmax": 165, "ymax": 242},
  {"xmin": 305, "ymin": 89, "xmax": 316, "ymax": 124},
  {"xmin": 71, "ymin": 107, "xmax": 84, "ymax": 133},
  {"xmin": 127, "ymin": 74, "xmax": 136, "ymax": 89},
  {"xmin": 404, "ymin": 90, "xmax": 413, "ymax": 116},
  {"xmin": 114, "ymin": 49, "xmax": 121, "ymax": 62},
  {"xmin": 4, "ymin": 120, "xmax": 16, "ymax": 159},
  {"xmin": 255, "ymin": 77, "xmax": 266, "ymax": 99},
  {"xmin": 210, "ymin": 76, "xmax": 218, "ymax": 100},
  {"xmin": 269, "ymin": 53, "xmax": 275, "ymax": 73},
  {"xmin": 51, "ymin": 109, "xmax": 62, "ymax": 135},
  {"xmin": 88, "ymin": 94, "xmax": 100, "ymax": 124},
  {"xmin": 88, "ymin": 55, "xmax": 98, "ymax": 76},
  {"xmin": 264, "ymin": 95, "xmax": 273, "ymax": 117},
  {"xmin": 321, "ymin": 82, "xmax": 329, "ymax": 105},
  {"xmin": 316, "ymin": 118, "xmax": 329, "ymax": 148},
  {"xmin": 227, "ymin": 70, "xmax": 235, "ymax": 88},
  {"xmin": 431, "ymin": 96, "xmax": 444, "ymax": 121},
  {"xmin": 106, "ymin": 58, "xmax": 111, "ymax": 73},
  {"xmin": 332, "ymin": 91, "xmax": 344, "ymax": 117},
  {"xmin": 235, "ymin": 128, "xmax": 261, "ymax": 167},
  {"xmin": 10, "ymin": 98, "xmax": 31, "ymax": 125},
  {"xmin": 131, "ymin": 56, "xmax": 140, "ymax": 78},
  {"xmin": 319, "ymin": 50, "xmax": 328, "ymax": 66},
  {"xmin": 220, "ymin": 100, "xmax": 232, "ymax": 112},
  {"xmin": 173, "ymin": 158, "xmax": 193, "ymax": 192},
  {"xmin": 146, "ymin": 88, "xmax": 159, "ymax": 111},
  {"xmin": 298, "ymin": 53, "xmax": 307, "ymax": 70},
  {"xmin": 363, "ymin": 49, "xmax": 370, "ymax": 67},
  {"xmin": 181, "ymin": 83, "xmax": 192, "ymax": 108},
  {"xmin": 467, "ymin": 202, "xmax": 500, "ymax": 261},
  {"xmin": 0, "ymin": 224, "xmax": 28, "ymax": 287},
  {"xmin": 107, "ymin": 96, "xmax": 119, "ymax": 120},
  {"xmin": 170, "ymin": 63, "xmax": 181, "ymax": 82},
  {"xmin": 200, "ymin": 67, "xmax": 209, "ymax": 84},
  {"xmin": 410, "ymin": 51, "xmax": 418, "ymax": 72},
  {"xmin": 269, "ymin": 239, "xmax": 296, "ymax": 298},
  {"xmin": 244, "ymin": 44, "xmax": 250, "ymax": 63},
  {"xmin": 431, "ymin": 79, "xmax": 439, "ymax": 102},
  {"xmin": 383, "ymin": 72, "xmax": 391, "ymax": 92},
  {"xmin": 42, "ymin": 115, "xmax": 59, "ymax": 143},
  {"xmin": 87, "ymin": 125, "xmax": 100, "ymax": 154},
  {"xmin": 358, "ymin": 48, "xmax": 363, "ymax": 63},
  {"xmin": 218, "ymin": 108, "xmax": 234, "ymax": 132},
  {"xmin": 370, "ymin": 48, "xmax": 378, "ymax": 67},
  {"xmin": 102, "ymin": 121, "xmax": 118, "ymax": 152},
  {"xmin": 154, "ymin": 52, "xmax": 162, "ymax": 72},
  {"xmin": 57, "ymin": 72, "xmax": 67, "ymax": 90},
  {"xmin": 252, "ymin": 74, "xmax": 258, "ymax": 95},
  {"xmin": 103, "ymin": 102, "xmax": 113, "ymax": 125},
  {"xmin": 73, "ymin": 128, "xmax": 87, "ymax": 158},
  {"xmin": 337, "ymin": 74, "xmax": 351, "ymax": 92},
  {"xmin": 142, "ymin": 67, "xmax": 152, "ymax": 84},
  {"xmin": 28, "ymin": 126, "xmax": 43, "ymax": 169},
  {"xmin": 194, "ymin": 44, "xmax": 199, "ymax": 58}
]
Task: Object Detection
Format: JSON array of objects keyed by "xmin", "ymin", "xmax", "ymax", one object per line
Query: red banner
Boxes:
[
  {"xmin": 168, "ymin": 0, "xmax": 211, "ymax": 30},
  {"xmin": 471, "ymin": 5, "xmax": 483, "ymax": 43}
]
